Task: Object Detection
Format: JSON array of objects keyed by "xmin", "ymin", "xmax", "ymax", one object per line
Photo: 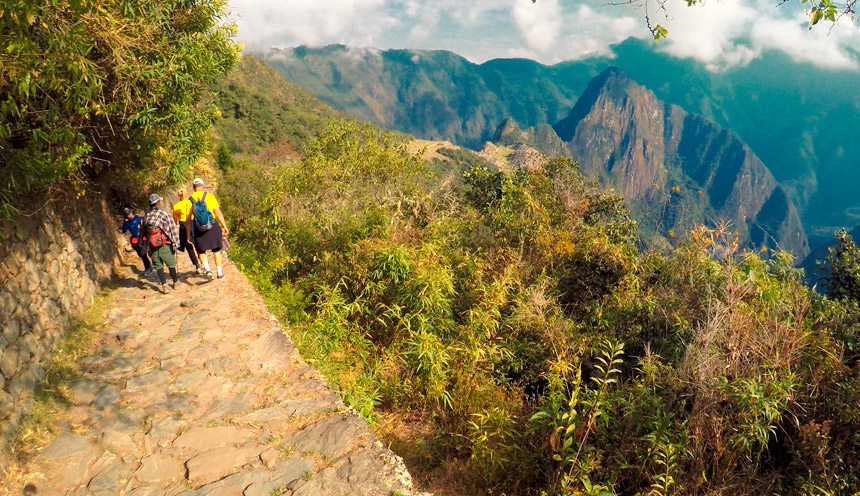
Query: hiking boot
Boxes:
[
  {"xmin": 206, "ymin": 270, "xmax": 213, "ymax": 281},
  {"xmin": 217, "ymin": 274, "xmax": 225, "ymax": 281},
  {"xmin": 196, "ymin": 265, "xmax": 206, "ymax": 275},
  {"xmin": 160, "ymin": 284, "xmax": 169, "ymax": 294},
  {"xmin": 171, "ymin": 281, "xmax": 177, "ymax": 290}
]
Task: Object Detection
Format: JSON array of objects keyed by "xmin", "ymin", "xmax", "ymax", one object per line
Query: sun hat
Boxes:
[
  {"xmin": 148, "ymin": 193, "xmax": 163, "ymax": 205},
  {"xmin": 192, "ymin": 178, "xmax": 204, "ymax": 186}
]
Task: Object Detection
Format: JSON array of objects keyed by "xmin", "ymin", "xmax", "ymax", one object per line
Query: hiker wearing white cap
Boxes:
[
  {"xmin": 142, "ymin": 193, "xmax": 180, "ymax": 293},
  {"xmin": 186, "ymin": 178, "xmax": 229, "ymax": 281},
  {"xmin": 173, "ymin": 188, "xmax": 204, "ymax": 274}
]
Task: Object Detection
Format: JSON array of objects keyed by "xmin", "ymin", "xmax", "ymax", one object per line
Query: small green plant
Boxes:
[
  {"xmin": 468, "ymin": 406, "xmax": 518, "ymax": 478},
  {"xmin": 530, "ymin": 339, "xmax": 624, "ymax": 493},
  {"xmin": 277, "ymin": 444, "xmax": 295, "ymax": 460},
  {"xmin": 647, "ymin": 440, "xmax": 679, "ymax": 496}
]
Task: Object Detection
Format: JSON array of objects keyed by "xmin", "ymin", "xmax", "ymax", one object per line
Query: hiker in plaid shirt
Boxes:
[{"xmin": 142, "ymin": 193, "xmax": 181, "ymax": 293}]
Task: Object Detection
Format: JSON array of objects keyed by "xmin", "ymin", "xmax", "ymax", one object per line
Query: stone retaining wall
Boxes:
[{"xmin": 0, "ymin": 196, "xmax": 123, "ymax": 461}]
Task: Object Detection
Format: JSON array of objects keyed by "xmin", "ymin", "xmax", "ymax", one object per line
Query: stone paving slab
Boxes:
[{"xmin": 9, "ymin": 256, "xmax": 427, "ymax": 495}]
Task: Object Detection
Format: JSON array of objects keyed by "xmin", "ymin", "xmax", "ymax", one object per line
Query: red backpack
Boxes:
[
  {"xmin": 147, "ymin": 226, "xmax": 167, "ymax": 249},
  {"xmin": 145, "ymin": 213, "xmax": 168, "ymax": 249}
]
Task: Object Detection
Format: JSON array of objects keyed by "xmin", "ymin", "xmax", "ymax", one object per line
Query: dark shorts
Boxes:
[{"xmin": 193, "ymin": 225, "xmax": 222, "ymax": 253}]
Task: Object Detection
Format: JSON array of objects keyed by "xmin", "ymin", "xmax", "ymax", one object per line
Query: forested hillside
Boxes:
[
  {"xmin": 214, "ymin": 59, "xmax": 860, "ymax": 496},
  {"xmin": 209, "ymin": 55, "xmax": 349, "ymax": 161}
]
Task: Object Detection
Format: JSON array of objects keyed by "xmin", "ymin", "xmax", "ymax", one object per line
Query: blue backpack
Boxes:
[{"xmin": 192, "ymin": 192, "xmax": 216, "ymax": 231}]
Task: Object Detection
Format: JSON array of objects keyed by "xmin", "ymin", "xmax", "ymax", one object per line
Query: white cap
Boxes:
[{"xmin": 192, "ymin": 178, "xmax": 204, "ymax": 186}]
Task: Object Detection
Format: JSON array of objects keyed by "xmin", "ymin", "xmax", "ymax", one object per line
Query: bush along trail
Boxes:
[{"xmin": 5, "ymin": 251, "xmax": 425, "ymax": 495}]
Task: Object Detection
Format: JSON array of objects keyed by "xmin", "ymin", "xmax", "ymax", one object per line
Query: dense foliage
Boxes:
[
  {"xmin": 0, "ymin": 0, "xmax": 239, "ymax": 215},
  {"xmin": 222, "ymin": 120, "xmax": 860, "ymax": 495}
]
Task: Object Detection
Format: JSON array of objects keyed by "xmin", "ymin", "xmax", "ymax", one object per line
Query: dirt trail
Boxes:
[{"xmin": 12, "ymin": 250, "xmax": 423, "ymax": 495}]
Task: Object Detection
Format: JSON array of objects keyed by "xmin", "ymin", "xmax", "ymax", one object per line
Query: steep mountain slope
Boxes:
[
  {"xmin": 212, "ymin": 54, "xmax": 489, "ymax": 172},
  {"xmin": 254, "ymin": 39, "xmax": 860, "ymax": 247},
  {"xmin": 209, "ymin": 55, "xmax": 350, "ymax": 161},
  {"xmin": 553, "ymin": 68, "xmax": 808, "ymax": 256}
]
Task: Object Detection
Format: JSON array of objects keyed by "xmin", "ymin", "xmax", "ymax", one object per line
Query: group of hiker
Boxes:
[{"xmin": 121, "ymin": 178, "xmax": 229, "ymax": 293}]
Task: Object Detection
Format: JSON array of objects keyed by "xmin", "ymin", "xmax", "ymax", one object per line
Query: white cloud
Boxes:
[
  {"xmin": 228, "ymin": 0, "xmax": 860, "ymax": 70},
  {"xmin": 750, "ymin": 14, "xmax": 860, "ymax": 69},
  {"xmin": 555, "ymin": 5, "xmax": 642, "ymax": 61},
  {"xmin": 653, "ymin": 0, "xmax": 759, "ymax": 70},
  {"xmin": 511, "ymin": 0, "xmax": 562, "ymax": 54},
  {"xmin": 507, "ymin": 47, "xmax": 542, "ymax": 60},
  {"xmin": 231, "ymin": 0, "xmax": 391, "ymax": 50},
  {"xmin": 645, "ymin": 0, "xmax": 860, "ymax": 70}
]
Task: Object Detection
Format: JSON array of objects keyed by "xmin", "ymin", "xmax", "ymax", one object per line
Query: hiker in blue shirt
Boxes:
[{"xmin": 122, "ymin": 207, "xmax": 152, "ymax": 274}]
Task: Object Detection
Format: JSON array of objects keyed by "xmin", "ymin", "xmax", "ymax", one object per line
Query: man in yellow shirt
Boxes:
[
  {"xmin": 172, "ymin": 188, "xmax": 203, "ymax": 274},
  {"xmin": 186, "ymin": 178, "xmax": 229, "ymax": 281}
]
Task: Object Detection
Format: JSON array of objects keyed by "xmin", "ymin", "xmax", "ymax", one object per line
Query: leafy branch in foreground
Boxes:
[{"xmin": 0, "ymin": 0, "xmax": 239, "ymax": 215}]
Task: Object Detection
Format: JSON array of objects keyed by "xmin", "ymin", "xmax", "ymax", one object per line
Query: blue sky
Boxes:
[{"xmin": 228, "ymin": 0, "xmax": 860, "ymax": 70}]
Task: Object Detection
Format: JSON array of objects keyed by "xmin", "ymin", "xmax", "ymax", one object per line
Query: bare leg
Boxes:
[{"xmin": 213, "ymin": 250, "xmax": 224, "ymax": 279}]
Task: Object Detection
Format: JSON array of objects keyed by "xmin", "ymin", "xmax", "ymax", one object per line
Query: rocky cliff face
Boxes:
[
  {"xmin": 554, "ymin": 67, "xmax": 808, "ymax": 257},
  {"xmin": 492, "ymin": 118, "xmax": 567, "ymax": 158},
  {"xmin": 555, "ymin": 67, "xmax": 669, "ymax": 200},
  {"xmin": 494, "ymin": 67, "xmax": 808, "ymax": 257}
]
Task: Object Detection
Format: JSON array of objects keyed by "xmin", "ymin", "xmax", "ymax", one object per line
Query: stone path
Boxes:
[{"xmin": 11, "ymin": 253, "xmax": 425, "ymax": 495}]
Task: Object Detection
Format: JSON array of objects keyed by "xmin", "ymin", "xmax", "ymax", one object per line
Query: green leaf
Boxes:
[{"xmin": 810, "ymin": 9, "xmax": 823, "ymax": 26}]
